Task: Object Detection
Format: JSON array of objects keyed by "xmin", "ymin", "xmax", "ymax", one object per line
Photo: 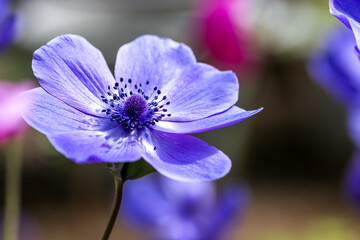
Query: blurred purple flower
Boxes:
[
  {"xmin": 343, "ymin": 153, "xmax": 360, "ymax": 209},
  {"xmin": 192, "ymin": 0, "xmax": 258, "ymax": 76},
  {"xmin": 122, "ymin": 173, "xmax": 248, "ymax": 240},
  {"xmin": 21, "ymin": 34, "xmax": 262, "ymax": 182},
  {"xmin": 0, "ymin": 0, "xmax": 17, "ymax": 52},
  {"xmin": 0, "ymin": 81, "xmax": 34, "ymax": 145},
  {"xmin": 308, "ymin": 26, "xmax": 360, "ymax": 107}
]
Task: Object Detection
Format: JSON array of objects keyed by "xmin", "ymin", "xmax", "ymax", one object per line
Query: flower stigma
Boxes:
[{"xmin": 100, "ymin": 78, "xmax": 171, "ymax": 130}]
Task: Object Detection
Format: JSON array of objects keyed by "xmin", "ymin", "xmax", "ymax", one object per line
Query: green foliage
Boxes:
[
  {"xmin": 107, "ymin": 159, "xmax": 156, "ymax": 181},
  {"xmin": 262, "ymin": 218, "xmax": 358, "ymax": 240}
]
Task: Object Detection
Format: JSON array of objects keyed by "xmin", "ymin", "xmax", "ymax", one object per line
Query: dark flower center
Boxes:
[
  {"xmin": 100, "ymin": 78, "xmax": 171, "ymax": 130},
  {"xmin": 123, "ymin": 94, "xmax": 147, "ymax": 119}
]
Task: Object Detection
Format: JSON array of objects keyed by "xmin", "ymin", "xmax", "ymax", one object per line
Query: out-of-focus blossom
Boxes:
[
  {"xmin": 122, "ymin": 173, "xmax": 248, "ymax": 240},
  {"xmin": 308, "ymin": 23, "xmax": 360, "ymax": 209},
  {"xmin": 0, "ymin": 212, "xmax": 44, "ymax": 240},
  {"xmin": 0, "ymin": 0, "xmax": 17, "ymax": 52},
  {"xmin": 308, "ymin": 26, "xmax": 360, "ymax": 147},
  {"xmin": 308, "ymin": 27, "xmax": 360, "ymax": 107},
  {"xmin": 0, "ymin": 81, "xmax": 34, "ymax": 145},
  {"xmin": 343, "ymin": 153, "xmax": 360, "ymax": 208},
  {"xmin": 21, "ymin": 34, "xmax": 262, "ymax": 182},
  {"xmin": 192, "ymin": 0, "xmax": 258, "ymax": 75}
]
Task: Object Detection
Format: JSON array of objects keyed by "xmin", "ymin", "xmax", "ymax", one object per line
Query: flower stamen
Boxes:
[{"xmin": 100, "ymin": 78, "xmax": 171, "ymax": 130}]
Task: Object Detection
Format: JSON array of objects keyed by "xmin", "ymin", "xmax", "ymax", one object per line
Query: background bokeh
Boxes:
[{"xmin": 1, "ymin": 0, "xmax": 360, "ymax": 239}]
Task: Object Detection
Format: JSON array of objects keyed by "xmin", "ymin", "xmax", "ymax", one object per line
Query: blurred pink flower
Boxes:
[
  {"xmin": 0, "ymin": 81, "xmax": 34, "ymax": 145},
  {"xmin": 192, "ymin": 0, "xmax": 259, "ymax": 76}
]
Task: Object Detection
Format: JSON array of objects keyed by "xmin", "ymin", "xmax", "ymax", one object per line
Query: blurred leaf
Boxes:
[
  {"xmin": 260, "ymin": 218, "xmax": 358, "ymax": 240},
  {"xmin": 120, "ymin": 159, "xmax": 156, "ymax": 181}
]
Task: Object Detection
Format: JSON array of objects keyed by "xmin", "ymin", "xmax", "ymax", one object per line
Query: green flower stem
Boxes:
[
  {"xmin": 4, "ymin": 139, "xmax": 23, "ymax": 240},
  {"xmin": 101, "ymin": 175, "xmax": 125, "ymax": 240}
]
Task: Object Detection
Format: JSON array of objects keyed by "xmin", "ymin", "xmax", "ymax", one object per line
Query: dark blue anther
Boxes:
[{"xmin": 157, "ymin": 90, "xmax": 161, "ymax": 94}]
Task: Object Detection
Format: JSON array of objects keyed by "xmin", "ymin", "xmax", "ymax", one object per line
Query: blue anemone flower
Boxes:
[
  {"xmin": 330, "ymin": 0, "xmax": 360, "ymax": 56},
  {"xmin": 308, "ymin": 27, "xmax": 360, "ymax": 148},
  {"xmin": 122, "ymin": 173, "xmax": 247, "ymax": 240},
  {"xmin": 21, "ymin": 34, "xmax": 261, "ymax": 182},
  {"xmin": 0, "ymin": 0, "xmax": 16, "ymax": 52}
]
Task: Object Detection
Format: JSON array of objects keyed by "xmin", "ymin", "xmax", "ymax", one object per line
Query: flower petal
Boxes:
[
  {"xmin": 122, "ymin": 174, "xmax": 176, "ymax": 228},
  {"xmin": 48, "ymin": 128, "xmax": 142, "ymax": 164},
  {"xmin": 114, "ymin": 35, "xmax": 239, "ymax": 121},
  {"xmin": 140, "ymin": 129, "xmax": 231, "ymax": 182},
  {"xmin": 343, "ymin": 153, "xmax": 360, "ymax": 208},
  {"xmin": 0, "ymin": 81, "xmax": 33, "ymax": 144},
  {"xmin": 161, "ymin": 64, "xmax": 238, "ymax": 121},
  {"xmin": 308, "ymin": 26, "xmax": 360, "ymax": 106},
  {"xmin": 32, "ymin": 34, "xmax": 115, "ymax": 116},
  {"xmin": 115, "ymin": 35, "xmax": 197, "ymax": 95},
  {"xmin": 347, "ymin": 107, "xmax": 360, "ymax": 148},
  {"xmin": 153, "ymin": 106, "xmax": 262, "ymax": 134},
  {"xmin": 330, "ymin": 0, "xmax": 360, "ymax": 52},
  {"xmin": 20, "ymin": 88, "xmax": 115, "ymax": 135},
  {"xmin": 0, "ymin": 13, "xmax": 16, "ymax": 52}
]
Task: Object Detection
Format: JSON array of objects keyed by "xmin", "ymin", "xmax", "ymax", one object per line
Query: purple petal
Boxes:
[
  {"xmin": 330, "ymin": 0, "xmax": 360, "ymax": 52},
  {"xmin": 114, "ymin": 35, "xmax": 239, "ymax": 121},
  {"xmin": 20, "ymin": 88, "xmax": 115, "ymax": 135},
  {"xmin": 32, "ymin": 34, "xmax": 115, "ymax": 116},
  {"xmin": 343, "ymin": 153, "xmax": 360, "ymax": 208},
  {"xmin": 140, "ymin": 129, "xmax": 231, "ymax": 182},
  {"xmin": 48, "ymin": 128, "xmax": 142, "ymax": 164},
  {"xmin": 308, "ymin": 26, "xmax": 360, "ymax": 106},
  {"xmin": 154, "ymin": 106, "xmax": 262, "ymax": 134},
  {"xmin": 0, "ymin": 0, "xmax": 9, "ymax": 15},
  {"xmin": 205, "ymin": 185, "xmax": 249, "ymax": 239},
  {"xmin": 122, "ymin": 174, "xmax": 177, "ymax": 228},
  {"xmin": 0, "ymin": 13, "xmax": 16, "ymax": 52},
  {"xmin": 347, "ymin": 107, "xmax": 360, "ymax": 148},
  {"xmin": 115, "ymin": 35, "xmax": 196, "ymax": 94},
  {"xmin": 161, "ymin": 64, "xmax": 238, "ymax": 121}
]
